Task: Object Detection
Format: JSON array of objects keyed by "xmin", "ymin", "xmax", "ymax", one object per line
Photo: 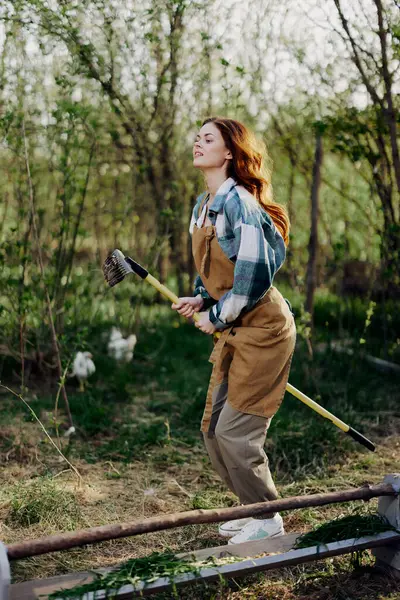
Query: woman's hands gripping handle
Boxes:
[{"xmin": 171, "ymin": 296, "xmax": 218, "ymax": 335}]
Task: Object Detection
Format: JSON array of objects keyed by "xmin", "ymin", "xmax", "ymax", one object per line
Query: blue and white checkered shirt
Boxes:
[{"xmin": 189, "ymin": 177, "xmax": 287, "ymax": 330}]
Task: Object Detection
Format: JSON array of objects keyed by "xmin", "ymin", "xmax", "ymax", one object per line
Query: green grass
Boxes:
[
  {"xmin": 294, "ymin": 511, "xmax": 396, "ymax": 549},
  {"xmin": 48, "ymin": 550, "xmax": 241, "ymax": 600},
  {"xmin": 190, "ymin": 490, "xmax": 235, "ymax": 510},
  {"xmin": 1, "ymin": 295, "xmax": 399, "ymax": 477},
  {"xmin": 7, "ymin": 477, "xmax": 82, "ymax": 529}
]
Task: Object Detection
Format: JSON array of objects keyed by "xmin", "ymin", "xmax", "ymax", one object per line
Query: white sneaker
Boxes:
[
  {"xmin": 227, "ymin": 514, "xmax": 285, "ymax": 544},
  {"xmin": 218, "ymin": 517, "xmax": 255, "ymax": 538}
]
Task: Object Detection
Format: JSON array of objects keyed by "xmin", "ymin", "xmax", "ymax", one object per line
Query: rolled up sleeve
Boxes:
[{"xmin": 193, "ymin": 274, "xmax": 217, "ymax": 310}]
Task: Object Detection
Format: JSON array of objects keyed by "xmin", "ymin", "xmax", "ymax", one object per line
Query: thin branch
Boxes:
[
  {"xmin": 333, "ymin": 0, "xmax": 384, "ymax": 108},
  {"xmin": 64, "ymin": 139, "xmax": 96, "ymax": 291},
  {"xmin": 22, "ymin": 118, "xmax": 74, "ymax": 428}
]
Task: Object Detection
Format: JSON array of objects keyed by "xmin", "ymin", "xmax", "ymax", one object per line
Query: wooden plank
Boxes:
[
  {"xmin": 179, "ymin": 532, "xmax": 299, "ymax": 560},
  {"xmin": 10, "ymin": 532, "xmax": 400, "ymax": 599}
]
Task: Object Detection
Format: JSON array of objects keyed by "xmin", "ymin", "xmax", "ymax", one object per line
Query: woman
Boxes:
[{"xmin": 172, "ymin": 117, "xmax": 296, "ymax": 544}]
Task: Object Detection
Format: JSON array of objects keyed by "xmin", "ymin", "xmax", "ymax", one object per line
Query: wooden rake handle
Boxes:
[
  {"xmin": 145, "ymin": 274, "xmax": 203, "ymax": 328},
  {"xmin": 134, "ymin": 271, "xmax": 376, "ymax": 452}
]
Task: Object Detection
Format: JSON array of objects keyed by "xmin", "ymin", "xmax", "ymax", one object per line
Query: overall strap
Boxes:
[
  {"xmin": 200, "ymin": 228, "xmax": 216, "ymax": 278},
  {"xmin": 198, "ymin": 192, "xmax": 210, "ymax": 227}
]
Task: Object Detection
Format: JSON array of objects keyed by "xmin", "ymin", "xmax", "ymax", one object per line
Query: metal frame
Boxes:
[{"xmin": 0, "ymin": 543, "xmax": 10, "ymax": 600}]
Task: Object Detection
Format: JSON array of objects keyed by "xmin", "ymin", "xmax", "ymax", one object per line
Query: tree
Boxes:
[
  {"xmin": 330, "ymin": 0, "xmax": 400, "ymax": 294},
  {"xmin": 305, "ymin": 126, "xmax": 323, "ymax": 321}
]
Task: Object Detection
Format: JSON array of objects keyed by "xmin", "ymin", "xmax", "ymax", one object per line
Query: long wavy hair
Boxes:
[{"xmin": 202, "ymin": 117, "xmax": 290, "ymax": 246}]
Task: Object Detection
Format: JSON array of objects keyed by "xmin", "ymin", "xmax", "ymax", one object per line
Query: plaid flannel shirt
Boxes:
[{"xmin": 189, "ymin": 177, "xmax": 287, "ymax": 330}]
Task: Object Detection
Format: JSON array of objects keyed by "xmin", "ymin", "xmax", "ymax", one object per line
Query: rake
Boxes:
[{"xmin": 102, "ymin": 249, "xmax": 376, "ymax": 452}]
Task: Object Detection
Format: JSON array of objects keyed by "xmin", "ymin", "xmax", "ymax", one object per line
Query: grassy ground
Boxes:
[{"xmin": 0, "ymin": 306, "xmax": 400, "ymax": 599}]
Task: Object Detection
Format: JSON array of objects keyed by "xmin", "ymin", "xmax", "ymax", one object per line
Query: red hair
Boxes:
[{"xmin": 202, "ymin": 117, "xmax": 290, "ymax": 246}]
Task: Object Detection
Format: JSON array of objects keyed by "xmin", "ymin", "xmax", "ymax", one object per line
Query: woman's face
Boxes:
[{"xmin": 193, "ymin": 122, "xmax": 232, "ymax": 170}]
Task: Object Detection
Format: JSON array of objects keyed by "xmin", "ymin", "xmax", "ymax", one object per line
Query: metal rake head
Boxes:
[
  {"xmin": 102, "ymin": 249, "xmax": 133, "ymax": 288},
  {"xmin": 102, "ymin": 249, "xmax": 148, "ymax": 287}
]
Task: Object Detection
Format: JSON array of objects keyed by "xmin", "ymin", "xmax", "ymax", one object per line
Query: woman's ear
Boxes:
[{"xmin": 225, "ymin": 151, "xmax": 232, "ymax": 160}]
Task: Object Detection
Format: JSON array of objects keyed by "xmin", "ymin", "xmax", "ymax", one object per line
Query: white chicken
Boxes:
[
  {"xmin": 107, "ymin": 327, "xmax": 137, "ymax": 363},
  {"xmin": 71, "ymin": 351, "xmax": 96, "ymax": 392}
]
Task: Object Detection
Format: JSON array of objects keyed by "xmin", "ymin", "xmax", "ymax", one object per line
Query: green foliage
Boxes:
[
  {"xmin": 97, "ymin": 419, "xmax": 170, "ymax": 462},
  {"xmin": 294, "ymin": 512, "xmax": 396, "ymax": 549},
  {"xmin": 1, "ymin": 0, "xmax": 398, "ymax": 373},
  {"xmin": 7, "ymin": 478, "xmax": 82, "ymax": 529},
  {"xmin": 48, "ymin": 550, "xmax": 238, "ymax": 600},
  {"xmin": 68, "ymin": 392, "xmax": 114, "ymax": 436},
  {"xmin": 191, "ymin": 491, "xmax": 235, "ymax": 510},
  {"xmin": 325, "ymin": 107, "xmax": 383, "ymax": 164},
  {"xmin": 359, "ymin": 300, "xmax": 376, "ymax": 345}
]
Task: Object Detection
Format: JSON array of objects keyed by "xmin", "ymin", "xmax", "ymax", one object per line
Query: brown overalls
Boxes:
[{"xmin": 192, "ymin": 201, "xmax": 296, "ymax": 505}]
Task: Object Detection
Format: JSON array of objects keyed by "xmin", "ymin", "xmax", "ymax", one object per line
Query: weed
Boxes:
[
  {"xmin": 48, "ymin": 550, "xmax": 239, "ymax": 599},
  {"xmin": 191, "ymin": 491, "xmax": 235, "ymax": 510},
  {"xmin": 294, "ymin": 511, "xmax": 396, "ymax": 549},
  {"xmin": 150, "ymin": 447, "xmax": 189, "ymax": 467},
  {"xmin": 7, "ymin": 477, "xmax": 82, "ymax": 529}
]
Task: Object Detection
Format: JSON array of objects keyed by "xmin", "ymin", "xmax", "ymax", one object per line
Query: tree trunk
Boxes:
[
  {"xmin": 333, "ymin": 0, "xmax": 400, "ymax": 296},
  {"xmin": 374, "ymin": 0, "xmax": 400, "ymax": 196},
  {"xmin": 285, "ymin": 159, "xmax": 297, "ymax": 288},
  {"xmin": 381, "ymin": 220, "xmax": 400, "ymax": 296},
  {"xmin": 305, "ymin": 133, "xmax": 323, "ymax": 322}
]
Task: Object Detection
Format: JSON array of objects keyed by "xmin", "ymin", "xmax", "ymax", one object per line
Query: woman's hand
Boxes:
[
  {"xmin": 194, "ymin": 311, "xmax": 217, "ymax": 335},
  {"xmin": 172, "ymin": 297, "xmax": 217, "ymax": 335},
  {"xmin": 171, "ymin": 295, "xmax": 204, "ymax": 319}
]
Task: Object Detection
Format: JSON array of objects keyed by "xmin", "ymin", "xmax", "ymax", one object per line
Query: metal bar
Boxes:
[
  {"xmin": 66, "ymin": 531, "xmax": 400, "ymax": 598},
  {"xmin": 0, "ymin": 543, "xmax": 10, "ymax": 600}
]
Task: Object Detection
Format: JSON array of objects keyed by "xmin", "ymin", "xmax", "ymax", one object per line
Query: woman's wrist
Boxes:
[{"xmin": 195, "ymin": 294, "xmax": 204, "ymax": 310}]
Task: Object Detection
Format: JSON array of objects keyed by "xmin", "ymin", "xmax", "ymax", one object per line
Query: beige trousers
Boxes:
[{"xmin": 203, "ymin": 379, "xmax": 278, "ymax": 511}]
